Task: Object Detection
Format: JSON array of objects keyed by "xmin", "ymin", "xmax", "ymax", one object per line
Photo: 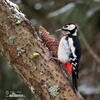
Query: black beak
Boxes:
[{"xmin": 56, "ymin": 29, "xmax": 62, "ymax": 32}]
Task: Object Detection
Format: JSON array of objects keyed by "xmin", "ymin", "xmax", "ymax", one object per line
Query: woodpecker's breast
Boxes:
[{"xmin": 58, "ymin": 36, "xmax": 71, "ymax": 63}]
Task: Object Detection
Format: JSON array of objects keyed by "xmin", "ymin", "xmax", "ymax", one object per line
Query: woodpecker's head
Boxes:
[{"xmin": 57, "ymin": 23, "xmax": 78, "ymax": 36}]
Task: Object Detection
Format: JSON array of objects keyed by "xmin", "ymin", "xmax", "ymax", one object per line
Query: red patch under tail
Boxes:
[{"xmin": 64, "ymin": 62, "xmax": 74, "ymax": 76}]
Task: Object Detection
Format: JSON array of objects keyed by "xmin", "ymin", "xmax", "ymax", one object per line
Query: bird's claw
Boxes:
[{"xmin": 49, "ymin": 57, "xmax": 59, "ymax": 61}]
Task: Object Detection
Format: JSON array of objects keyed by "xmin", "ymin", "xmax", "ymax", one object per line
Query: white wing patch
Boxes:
[{"xmin": 68, "ymin": 37, "xmax": 76, "ymax": 59}]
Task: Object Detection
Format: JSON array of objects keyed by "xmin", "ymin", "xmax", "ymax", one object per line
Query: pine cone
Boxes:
[{"xmin": 39, "ymin": 26, "xmax": 59, "ymax": 57}]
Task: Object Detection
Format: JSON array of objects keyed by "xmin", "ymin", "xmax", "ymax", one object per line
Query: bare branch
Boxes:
[{"xmin": 80, "ymin": 32, "xmax": 100, "ymax": 64}]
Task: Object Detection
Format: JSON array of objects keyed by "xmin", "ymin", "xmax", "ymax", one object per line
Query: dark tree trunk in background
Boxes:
[{"xmin": 0, "ymin": 0, "xmax": 83, "ymax": 100}]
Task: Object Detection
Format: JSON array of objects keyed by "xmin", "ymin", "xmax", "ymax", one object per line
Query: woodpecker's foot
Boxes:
[{"xmin": 49, "ymin": 57, "xmax": 59, "ymax": 61}]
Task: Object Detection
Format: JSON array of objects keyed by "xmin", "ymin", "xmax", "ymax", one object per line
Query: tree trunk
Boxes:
[{"xmin": 0, "ymin": 0, "xmax": 83, "ymax": 100}]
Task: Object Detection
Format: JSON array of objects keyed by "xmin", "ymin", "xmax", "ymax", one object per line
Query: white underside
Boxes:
[{"xmin": 58, "ymin": 36, "xmax": 71, "ymax": 63}]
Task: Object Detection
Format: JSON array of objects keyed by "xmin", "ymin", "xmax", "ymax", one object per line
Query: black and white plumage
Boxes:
[{"xmin": 57, "ymin": 23, "xmax": 81, "ymax": 91}]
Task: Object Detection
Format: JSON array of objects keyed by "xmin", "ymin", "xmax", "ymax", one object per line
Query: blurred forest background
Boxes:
[{"xmin": 0, "ymin": 0, "xmax": 100, "ymax": 100}]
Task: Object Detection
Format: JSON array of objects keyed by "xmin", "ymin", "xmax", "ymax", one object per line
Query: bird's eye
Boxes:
[
  {"xmin": 63, "ymin": 25, "xmax": 68, "ymax": 28},
  {"xmin": 65, "ymin": 25, "xmax": 68, "ymax": 27}
]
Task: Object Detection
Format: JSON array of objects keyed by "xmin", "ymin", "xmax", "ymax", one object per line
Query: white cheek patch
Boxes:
[{"xmin": 68, "ymin": 25, "xmax": 75, "ymax": 30}]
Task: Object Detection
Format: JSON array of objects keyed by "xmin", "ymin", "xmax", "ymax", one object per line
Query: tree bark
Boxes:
[{"xmin": 0, "ymin": 0, "xmax": 83, "ymax": 100}]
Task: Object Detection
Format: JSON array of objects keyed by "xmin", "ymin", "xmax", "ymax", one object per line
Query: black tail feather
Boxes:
[{"xmin": 72, "ymin": 71, "xmax": 78, "ymax": 92}]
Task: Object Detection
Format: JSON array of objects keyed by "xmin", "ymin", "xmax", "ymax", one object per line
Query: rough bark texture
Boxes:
[{"xmin": 0, "ymin": 0, "xmax": 83, "ymax": 100}]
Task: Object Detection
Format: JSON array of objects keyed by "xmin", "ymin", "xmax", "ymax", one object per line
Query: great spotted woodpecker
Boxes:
[{"xmin": 57, "ymin": 23, "xmax": 81, "ymax": 91}]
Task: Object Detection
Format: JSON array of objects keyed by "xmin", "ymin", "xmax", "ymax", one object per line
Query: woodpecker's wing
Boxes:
[
  {"xmin": 68, "ymin": 37, "xmax": 77, "ymax": 67},
  {"xmin": 39, "ymin": 26, "xmax": 59, "ymax": 57},
  {"xmin": 68, "ymin": 36, "xmax": 81, "ymax": 68}
]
